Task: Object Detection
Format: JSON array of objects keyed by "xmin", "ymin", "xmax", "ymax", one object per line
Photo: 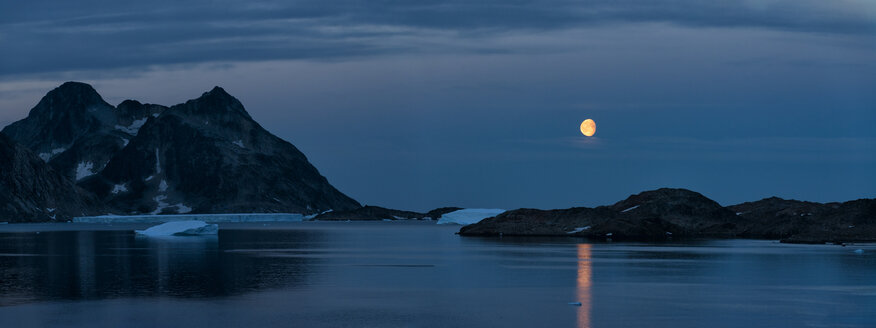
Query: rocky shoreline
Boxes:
[{"xmin": 459, "ymin": 188, "xmax": 876, "ymax": 244}]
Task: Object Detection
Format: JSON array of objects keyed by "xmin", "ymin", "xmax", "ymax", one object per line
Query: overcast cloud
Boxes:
[{"xmin": 1, "ymin": 0, "xmax": 874, "ymax": 210}]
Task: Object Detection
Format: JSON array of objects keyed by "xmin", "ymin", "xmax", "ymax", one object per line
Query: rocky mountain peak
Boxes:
[{"xmin": 173, "ymin": 86, "xmax": 252, "ymax": 121}]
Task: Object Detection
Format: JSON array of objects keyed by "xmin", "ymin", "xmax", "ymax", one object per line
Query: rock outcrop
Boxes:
[{"xmin": 731, "ymin": 197, "xmax": 876, "ymax": 243}]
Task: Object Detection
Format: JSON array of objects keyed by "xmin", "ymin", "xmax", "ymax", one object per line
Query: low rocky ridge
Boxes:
[
  {"xmin": 460, "ymin": 188, "xmax": 741, "ymax": 240},
  {"xmin": 314, "ymin": 206, "xmax": 461, "ymax": 221},
  {"xmin": 730, "ymin": 197, "xmax": 876, "ymax": 244},
  {"xmin": 2, "ymin": 82, "xmax": 359, "ymax": 220},
  {"xmin": 0, "ymin": 134, "xmax": 103, "ymax": 222},
  {"xmin": 460, "ymin": 188, "xmax": 876, "ymax": 244}
]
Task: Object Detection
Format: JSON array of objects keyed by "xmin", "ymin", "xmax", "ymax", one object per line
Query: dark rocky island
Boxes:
[{"xmin": 460, "ymin": 188, "xmax": 876, "ymax": 244}]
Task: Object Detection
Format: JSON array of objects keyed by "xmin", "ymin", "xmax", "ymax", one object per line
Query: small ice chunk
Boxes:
[
  {"xmin": 854, "ymin": 249, "xmax": 864, "ymax": 254},
  {"xmin": 145, "ymin": 175, "xmax": 154, "ymax": 181},
  {"xmin": 75, "ymin": 162, "xmax": 95, "ymax": 181},
  {"xmin": 46, "ymin": 208, "xmax": 56, "ymax": 213},
  {"xmin": 39, "ymin": 153, "xmax": 51, "ymax": 161},
  {"xmin": 382, "ymin": 219, "xmax": 392, "ymax": 222},
  {"xmin": 568, "ymin": 302, "xmax": 582, "ymax": 306},
  {"xmin": 232, "ymin": 140, "xmax": 244, "ymax": 148},
  {"xmin": 735, "ymin": 212, "xmax": 743, "ymax": 216},
  {"xmin": 135, "ymin": 221, "xmax": 217, "ymax": 236},
  {"xmin": 152, "ymin": 113, "xmax": 160, "ymax": 118},
  {"xmin": 605, "ymin": 233, "xmax": 613, "ymax": 237},
  {"xmin": 121, "ymin": 137, "xmax": 129, "ymax": 147},
  {"xmin": 437, "ymin": 208, "xmax": 505, "ymax": 225},
  {"xmin": 621, "ymin": 205, "xmax": 639, "ymax": 213},
  {"xmin": 159, "ymin": 180, "xmax": 168, "ymax": 192},
  {"xmin": 566, "ymin": 226, "xmax": 591, "ymax": 234}
]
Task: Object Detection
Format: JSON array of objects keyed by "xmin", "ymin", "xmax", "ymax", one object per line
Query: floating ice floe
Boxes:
[
  {"xmin": 436, "ymin": 208, "xmax": 505, "ymax": 225},
  {"xmin": 74, "ymin": 213, "xmax": 305, "ymax": 223},
  {"xmin": 135, "ymin": 220, "xmax": 218, "ymax": 236}
]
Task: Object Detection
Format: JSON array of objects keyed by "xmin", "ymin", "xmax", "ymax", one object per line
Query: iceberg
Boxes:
[
  {"xmin": 135, "ymin": 220, "xmax": 218, "ymax": 236},
  {"xmin": 436, "ymin": 208, "xmax": 505, "ymax": 225}
]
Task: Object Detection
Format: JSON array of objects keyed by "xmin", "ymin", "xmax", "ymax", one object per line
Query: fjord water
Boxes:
[{"xmin": 0, "ymin": 222, "xmax": 873, "ymax": 327}]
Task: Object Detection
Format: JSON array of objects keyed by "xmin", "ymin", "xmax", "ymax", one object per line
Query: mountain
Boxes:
[
  {"xmin": 2, "ymin": 82, "xmax": 166, "ymax": 183},
  {"xmin": 460, "ymin": 188, "xmax": 743, "ymax": 239},
  {"xmin": 0, "ymin": 133, "xmax": 102, "ymax": 222},
  {"xmin": 3, "ymin": 82, "xmax": 360, "ymax": 216}
]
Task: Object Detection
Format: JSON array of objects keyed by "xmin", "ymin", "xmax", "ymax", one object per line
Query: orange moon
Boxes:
[{"xmin": 580, "ymin": 119, "xmax": 596, "ymax": 137}]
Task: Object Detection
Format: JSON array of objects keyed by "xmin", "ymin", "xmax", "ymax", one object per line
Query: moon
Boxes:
[{"xmin": 580, "ymin": 119, "xmax": 596, "ymax": 137}]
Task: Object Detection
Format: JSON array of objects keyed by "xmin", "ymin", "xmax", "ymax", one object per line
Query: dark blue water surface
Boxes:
[{"xmin": 0, "ymin": 221, "xmax": 874, "ymax": 327}]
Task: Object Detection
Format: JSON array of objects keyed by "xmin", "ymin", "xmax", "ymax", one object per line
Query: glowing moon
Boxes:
[{"xmin": 580, "ymin": 119, "xmax": 596, "ymax": 137}]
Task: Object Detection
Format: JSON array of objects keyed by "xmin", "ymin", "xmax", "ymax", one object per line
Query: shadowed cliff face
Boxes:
[
  {"xmin": 0, "ymin": 134, "xmax": 103, "ymax": 222},
  {"xmin": 3, "ymin": 82, "xmax": 360, "ymax": 218}
]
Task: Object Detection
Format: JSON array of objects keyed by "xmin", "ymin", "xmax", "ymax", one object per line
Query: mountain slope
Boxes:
[
  {"xmin": 84, "ymin": 87, "xmax": 360, "ymax": 214},
  {"xmin": 0, "ymin": 133, "xmax": 101, "ymax": 222},
  {"xmin": 4, "ymin": 82, "xmax": 360, "ymax": 216},
  {"xmin": 1, "ymin": 82, "xmax": 166, "ymax": 183}
]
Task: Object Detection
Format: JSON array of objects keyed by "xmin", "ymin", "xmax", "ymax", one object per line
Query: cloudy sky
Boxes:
[{"xmin": 1, "ymin": 0, "xmax": 875, "ymax": 211}]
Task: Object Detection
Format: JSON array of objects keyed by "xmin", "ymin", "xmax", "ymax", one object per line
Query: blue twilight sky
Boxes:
[{"xmin": 1, "ymin": 1, "xmax": 875, "ymax": 211}]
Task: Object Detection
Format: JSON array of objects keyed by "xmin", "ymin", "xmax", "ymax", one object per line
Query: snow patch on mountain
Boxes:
[
  {"xmin": 154, "ymin": 149, "xmax": 161, "ymax": 174},
  {"xmin": 115, "ymin": 117, "xmax": 148, "ymax": 134},
  {"xmin": 75, "ymin": 162, "xmax": 95, "ymax": 181},
  {"xmin": 111, "ymin": 183, "xmax": 127, "ymax": 194}
]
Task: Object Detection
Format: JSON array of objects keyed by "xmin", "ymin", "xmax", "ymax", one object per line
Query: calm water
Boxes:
[{"xmin": 0, "ymin": 221, "xmax": 874, "ymax": 327}]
